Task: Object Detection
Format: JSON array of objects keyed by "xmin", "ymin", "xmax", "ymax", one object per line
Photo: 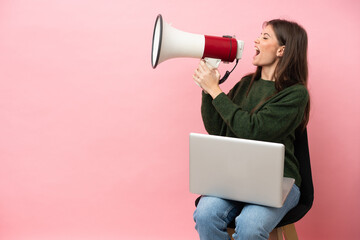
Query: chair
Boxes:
[{"xmin": 195, "ymin": 129, "xmax": 314, "ymax": 240}]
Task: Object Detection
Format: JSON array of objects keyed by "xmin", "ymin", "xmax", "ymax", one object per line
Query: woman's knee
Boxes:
[
  {"xmin": 193, "ymin": 196, "xmax": 234, "ymax": 228},
  {"xmin": 194, "ymin": 197, "xmax": 219, "ymax": 225},
  {"xmin": 234, "ymin": 216, "xmax": 269, "ymax": 240}
]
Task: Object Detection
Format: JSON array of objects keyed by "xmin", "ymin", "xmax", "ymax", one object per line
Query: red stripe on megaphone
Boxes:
[{"xmin": 203, "ymin": 36, "xmax": 238, "ymax": 62}]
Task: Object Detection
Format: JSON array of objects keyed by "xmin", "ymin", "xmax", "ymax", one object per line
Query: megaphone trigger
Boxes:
[{"xmin": 204, "ymin": 58, "xmax": 221, "ymax": 69}]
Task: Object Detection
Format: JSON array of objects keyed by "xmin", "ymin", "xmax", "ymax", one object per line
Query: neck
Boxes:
[
  {"xmin": 261, "ymin": 60, "xmax": 279, "ymax": 81},
  {"xmin": 261, "ymin": 68, "xmax": 275, "ymax": 81}
]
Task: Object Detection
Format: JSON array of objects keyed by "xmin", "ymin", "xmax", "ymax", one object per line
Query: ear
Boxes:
[{"xmin": 277, "ymin": 46, "xmax": 285, "ymax": 57}]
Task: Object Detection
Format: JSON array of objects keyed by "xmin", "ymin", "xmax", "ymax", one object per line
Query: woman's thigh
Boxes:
[
  {"xmin": 194, "ymin": 196, "xmax": 243, "ymax": 227},
  {"xmin": 233, "ymin": 185, "xmax": 301, "ymax": 239}
]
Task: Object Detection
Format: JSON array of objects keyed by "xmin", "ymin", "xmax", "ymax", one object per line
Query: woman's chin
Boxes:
[{"xmin": 252, "ymin": 60, "xmax": 260, "ymax": 66}]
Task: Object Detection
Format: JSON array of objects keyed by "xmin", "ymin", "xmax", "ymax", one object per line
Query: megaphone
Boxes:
[{"xmin": 151, "ymin": 14, "xmax": 244, "ymax": 70}]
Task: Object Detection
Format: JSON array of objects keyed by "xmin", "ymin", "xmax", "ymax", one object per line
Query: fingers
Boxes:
[
  {"xmin": 198, "ymin": 59, "xmax": 210, "ymax": 72},
  {"xmin": 193, "ymin": 60, "xmax": 220, "ymax": 90},
  {"xmin": 214, "ymin": 69, "xmax": 221, "ymax": 80},
  {"xmin": 193, "ymin": 61, "xmax": 204, "ymax": 83},
  {"xmin": 192, "ymin": 71, "xmax": 200, "ymax": 84},
  {"xmin": 194, "ymin": 60, "xmax": 210, "ymax": 79},
  {"xmin": 193, "ymin": 76, "xmax": 201, "ymax": 88}
]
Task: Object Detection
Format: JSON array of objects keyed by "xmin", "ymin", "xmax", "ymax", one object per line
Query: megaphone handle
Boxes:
[
  {"xmin": 204, "ymin": 58, "xmax": 221, "ymax": 69},
  {"xmin": 203, "ymin": 57, "xmax": 233, "ymax": 85},
  {"xmin": 198, "ymin": 58, "xmax": 221, "ymax": 94}
]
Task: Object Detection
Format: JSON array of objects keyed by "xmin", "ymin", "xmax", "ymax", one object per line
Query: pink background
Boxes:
[{"xmin": 0, "ymin": 0, "xmax": 359, "ymax": 239}]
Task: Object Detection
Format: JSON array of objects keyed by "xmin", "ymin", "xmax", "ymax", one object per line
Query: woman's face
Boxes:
[{"xmin": 252, "ymin": 24, "xmax": 284, "ymax": 68}]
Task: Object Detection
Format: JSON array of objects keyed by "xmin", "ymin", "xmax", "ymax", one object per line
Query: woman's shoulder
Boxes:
[
  {"xmin": 273, "ymin": 83, "xmax": 309, "ymax": 105},
  {"xmin": 282, "ymin": 83, "xmax": 309, "ymax": 97},
  {"xmin": 240, "ymin": 74, "xmax": 253, "ymax": 84},
  {"xmin": 232, "ymin": 74, "xmax": 253, "ymax": 89},
  {"xmin": 227, "ymin": 74, "xmax": 253, "ymax": 98}
]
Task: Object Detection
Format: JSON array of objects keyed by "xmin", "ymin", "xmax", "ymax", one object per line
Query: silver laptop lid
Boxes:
[{"xmin": 189, "ymin": 133, "xmax": 290, "ymax": 208}]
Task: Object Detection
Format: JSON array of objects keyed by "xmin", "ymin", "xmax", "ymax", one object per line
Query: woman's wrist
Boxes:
[{"xmin": 208, "ymin": 87, "xmax": 223, "ymax": 99}]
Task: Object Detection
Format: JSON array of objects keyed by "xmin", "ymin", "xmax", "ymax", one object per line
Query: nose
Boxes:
[{"xmin": 254, "ymin": 37, "xmax": 260, "ymax": 44}]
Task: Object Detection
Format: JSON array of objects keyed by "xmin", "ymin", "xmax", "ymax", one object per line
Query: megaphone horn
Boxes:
[{"xmin": 151, "ymin": 14, "xmax": 244, "ymax": 69}]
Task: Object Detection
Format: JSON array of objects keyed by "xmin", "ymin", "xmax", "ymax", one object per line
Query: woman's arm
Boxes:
[
  {"xmin": 201, "ymin": 91, "xmax": 223, "ymax": 135},
  {"xmin": 211, "ymin": 84, "xmax": 309, "ymax": 141},
  {"xmin": 193, "ymin": 60, "xmax": 222, "ymax": 99}
]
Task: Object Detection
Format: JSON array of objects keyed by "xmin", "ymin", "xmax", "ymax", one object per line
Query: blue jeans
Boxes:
[{"xmin": 193, "ymin": 185, "xmax": 300, "ymax": 240}]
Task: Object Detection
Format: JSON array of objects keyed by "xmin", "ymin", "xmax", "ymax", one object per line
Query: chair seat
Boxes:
[{"xmin": 227, "ymin": 223, "xmax": 299, "ymax": 240}]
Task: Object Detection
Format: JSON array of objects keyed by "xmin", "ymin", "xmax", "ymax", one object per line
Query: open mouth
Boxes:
[{"xmin": 254, "ymin": 47, "xmax": 260, "ymax": 56}]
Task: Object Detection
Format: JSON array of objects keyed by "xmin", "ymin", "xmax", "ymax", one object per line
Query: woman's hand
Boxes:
[{"xmin": 193, "ymin": 60, "xmax": 223, "ymax": 99}]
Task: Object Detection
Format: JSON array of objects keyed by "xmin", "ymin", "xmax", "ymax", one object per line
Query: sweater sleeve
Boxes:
[
  {"xmin": 201, "ymin": 91, "xmax": 223, "ymax": 135},
  {"xmin": 201, "ymin": 78, "xmax": 248, "ymax": 135},
  {"xmin": 211, "ymin": 84, "xmax": 309, "ymax": 141}
]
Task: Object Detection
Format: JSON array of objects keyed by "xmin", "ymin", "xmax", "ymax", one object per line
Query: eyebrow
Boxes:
[{"xmin": 263, "ymin": 32, "xmax": 271, "ymax": 37}]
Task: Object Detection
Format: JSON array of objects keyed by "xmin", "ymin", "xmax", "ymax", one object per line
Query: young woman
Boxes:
[{"xmin": 192, "ymin": 19, "xmax": 310, "ymax": 240}]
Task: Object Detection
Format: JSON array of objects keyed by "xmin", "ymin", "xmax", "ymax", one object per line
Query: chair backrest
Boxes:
[{"xmin": 276, "ymin": 128, "xmax": 314, "ymax": 227}]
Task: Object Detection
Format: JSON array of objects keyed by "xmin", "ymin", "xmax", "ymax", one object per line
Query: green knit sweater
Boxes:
[{"xmin": 201, "ymin": 76, "xmax": 309, "ymax": 187}]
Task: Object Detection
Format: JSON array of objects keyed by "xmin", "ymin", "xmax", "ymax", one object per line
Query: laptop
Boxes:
[{"xmin": 189, "ymin": 133, "xmax": 295, "ymax": 208}]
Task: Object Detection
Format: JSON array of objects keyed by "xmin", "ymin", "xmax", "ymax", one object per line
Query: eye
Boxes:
[{"xmin": 262, "ymin": 33, "xmax": 271, "ymax": 40}]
